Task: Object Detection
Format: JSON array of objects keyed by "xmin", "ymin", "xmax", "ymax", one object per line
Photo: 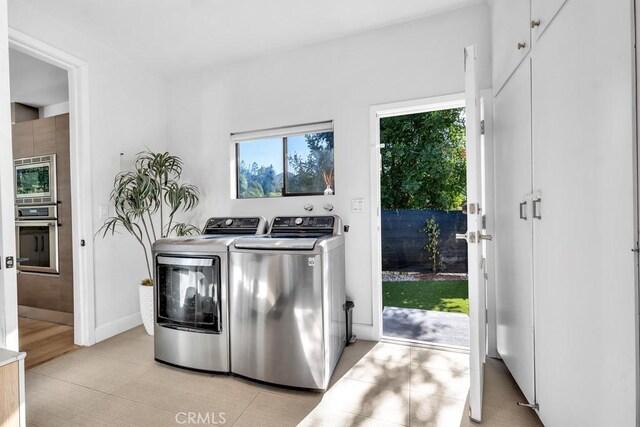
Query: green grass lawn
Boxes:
[{"xmin": 382, "ymin": 280, "xmax": 469, "ymax": 315}]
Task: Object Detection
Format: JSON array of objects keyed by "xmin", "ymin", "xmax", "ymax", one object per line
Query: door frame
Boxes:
[
  {"xmin": 7, "ymin": 28, "xmax": 96, "ymax": 346},
  {"xmin": 369, "ymin": 92, "xmax": 496, "ymax": 351}
]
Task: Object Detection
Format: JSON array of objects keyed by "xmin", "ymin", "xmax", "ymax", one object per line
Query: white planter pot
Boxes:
[{"xmin": 139, "ymin": 285, "xmax": 154, "ymax": 336}]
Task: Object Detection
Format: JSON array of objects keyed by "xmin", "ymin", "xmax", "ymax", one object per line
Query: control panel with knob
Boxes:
[
  {"xmin": 225, "ymin": 219, "xmax": 234, "ymax": 226},
  {"xmin": 294, "ymin": 217, "xmax": 303, "ymax": 226}
]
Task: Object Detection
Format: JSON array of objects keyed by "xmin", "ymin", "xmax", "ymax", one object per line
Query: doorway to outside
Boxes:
[{"xmin": 375, "ymin": 96, "xmax": 469, "ymax": 349}]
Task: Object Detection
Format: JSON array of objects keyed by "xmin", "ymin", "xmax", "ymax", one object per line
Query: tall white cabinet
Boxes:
[
  {"xmin": 491, "ymin": 0, "xmax": 637, "ymax": 425},
  {"xmin": 493, "ymin": 59, "xmax": 535, "ymax": 405}
]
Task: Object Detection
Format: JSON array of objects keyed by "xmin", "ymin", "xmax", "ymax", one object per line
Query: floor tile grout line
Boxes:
[
  {"xmin": 230, "ymin": 390, "xmax": 261, "ymax": 427},
  {"xmin": 25, "ymin": 370, "xmax": 113, "ymax": 396}
]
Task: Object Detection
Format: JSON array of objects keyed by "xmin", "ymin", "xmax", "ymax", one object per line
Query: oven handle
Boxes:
[
  {"xmin": 15, "ymin": 220, "xmax": 58, "ymax": 227},
  {"xmin": 156, "ymin": 256, "xmax": 213, "ymax": 267}
]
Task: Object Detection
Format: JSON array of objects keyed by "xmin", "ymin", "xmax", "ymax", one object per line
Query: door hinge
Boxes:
[{"xmin": 480, "ymin": 119, "xmax": 485, "ymax": 135}]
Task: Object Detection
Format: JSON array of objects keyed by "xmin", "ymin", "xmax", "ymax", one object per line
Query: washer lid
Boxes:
[{"xmin": 234, "ymin": 237, "xmax": 318, "ymax": 250}]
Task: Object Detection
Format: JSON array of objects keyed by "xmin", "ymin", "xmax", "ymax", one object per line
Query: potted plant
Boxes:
[{"xmin": 98, "ymin": 150, "xmax": 200, "ymax": 335}]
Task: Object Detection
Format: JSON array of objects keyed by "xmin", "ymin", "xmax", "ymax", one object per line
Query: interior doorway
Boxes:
[
  {"xmin": 3, "ymin": 29, "xmax": 96, "ymax": 357},
  {"xmin": 9, "ymin": 48, "xmax": 80, "ymax": 367},
  {"xmin": 371, "ymin": 94, "xmax": 472, "ymax": 350}
]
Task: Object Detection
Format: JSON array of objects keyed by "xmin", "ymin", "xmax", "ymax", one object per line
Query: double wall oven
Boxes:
[{"xmin": 14, "ymin": 155, "xmax": 60, "ymax": 274}]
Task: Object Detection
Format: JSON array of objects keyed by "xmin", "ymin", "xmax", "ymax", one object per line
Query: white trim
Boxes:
[
  {"xmin": 8, "ymin": 28, "xmax": 96, "ymax": 346},
  {"xmin": 352, "ymin": 323, "xmax": 375, "ymax": 342},
  {"xmin": 94, "ymin": 312, "xmax": 142, "ymax": 343},
  {"xmin": 231, "ymin": 120, "xmax": 333, "ymax": 142},
  {"xmin": 369, "ymin": 93, "xmax": 466, "ymax": 342},
  {"xmin": 481, "ymin": 90, "xmax": 499, "ymax": 358}
]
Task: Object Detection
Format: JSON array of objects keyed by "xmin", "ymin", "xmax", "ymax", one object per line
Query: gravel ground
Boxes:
[{"xmin": 382, "ymin": 271, "xmax": 468, "ymax": 282}]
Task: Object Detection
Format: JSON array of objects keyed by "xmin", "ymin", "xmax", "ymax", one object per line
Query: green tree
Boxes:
[
  {"xmin": 238, "ymin": 161, "xmax": 282, "ymax": 198},
  {"xmin": 423, "ymin": 217, "xmax": 443, "ymax": 273},
  {"xmin": 380, "ymin": 108, "xmax": 466, "ymax": 210},
  {"xmin": 287, "ymin": 132, "xmax": 334, "ymax": 193}
]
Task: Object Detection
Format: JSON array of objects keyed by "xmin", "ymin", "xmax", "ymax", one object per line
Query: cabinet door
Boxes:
[
  {"xmin": 491, "ymin": 0, "xmax": 530, "ymax": 93},
  {"xmin": 493, "ymin": 58, "xmax": 535, "ymax": 404},
  {"xmin": 531, "ymin": 0, "xmax": 636, "ymax": 425},
  {"xmin": 531, "ymin": 0, "xmax": 568, "ymax": 40}
]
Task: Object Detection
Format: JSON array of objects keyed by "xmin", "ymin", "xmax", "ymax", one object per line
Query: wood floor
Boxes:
[{"xmin": 19, "ymin": 317, "xmax": 79, "ymax": 369}]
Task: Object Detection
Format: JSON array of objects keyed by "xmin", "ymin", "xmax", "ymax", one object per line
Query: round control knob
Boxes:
[
  {"xmin": 294, "ymin": 217, "xmax": 303, "ymax": 226},
  {"xmin": 225, "ymin": 219, "xmax": 233, "ymax": 226}
]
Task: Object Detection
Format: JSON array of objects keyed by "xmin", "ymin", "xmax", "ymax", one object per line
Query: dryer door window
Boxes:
[{"xmin": 156, "ymin": 255, "xmax": 221, "ymax": 333}]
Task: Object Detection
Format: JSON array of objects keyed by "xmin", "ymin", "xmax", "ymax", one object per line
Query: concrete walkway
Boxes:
[{"xmin": 383, "ymin": 306, "xmax": 470, "ymax": 347}]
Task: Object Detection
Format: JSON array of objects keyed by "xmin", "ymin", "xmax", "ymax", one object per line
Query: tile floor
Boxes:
[{"xmin": 25, "ymin": 326, "xmax": 542, "ymax": 426}]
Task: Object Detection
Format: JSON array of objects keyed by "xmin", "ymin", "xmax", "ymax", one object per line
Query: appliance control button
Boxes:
[
  {"xmin": 295, "ymin": 217, "xmax": 303, "ymax": 226},
  {"xmin": 225, "ymin": 219, "xmax": 233, "ymax": 226}
]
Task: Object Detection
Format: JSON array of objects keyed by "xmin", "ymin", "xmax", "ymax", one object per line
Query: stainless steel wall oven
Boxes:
[{"xmin": 15, "ymin": 205, "xmax": 59, "ymax": 274}]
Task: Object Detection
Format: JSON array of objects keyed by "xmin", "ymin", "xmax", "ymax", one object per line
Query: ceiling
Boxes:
[
  {"xmin": 15, "ymin": 0, "xmax": 485, "ymax": 75},
  {"xmin": 9, "ymin": 49, "xmax": 69, "ymax": 107}
]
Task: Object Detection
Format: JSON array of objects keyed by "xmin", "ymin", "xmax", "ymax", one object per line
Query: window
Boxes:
[{"xmin": 234, "ymin": 122, "xmax": 334, "ymax": 199}]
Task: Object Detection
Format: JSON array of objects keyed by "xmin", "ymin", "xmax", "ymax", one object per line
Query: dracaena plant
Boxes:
[{"xmin": 98, "ymin": 150, "xmax": 200, "ymax": 282}]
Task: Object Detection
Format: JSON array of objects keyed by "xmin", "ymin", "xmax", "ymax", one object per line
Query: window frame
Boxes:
[{"xmin": 232, "ymin": 121, "xmax": 334, "ymax": 199}]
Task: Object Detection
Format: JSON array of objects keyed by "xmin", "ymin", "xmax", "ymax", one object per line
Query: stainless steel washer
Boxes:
[
  {"xmin": 152, "ymin": 217, "xmax": 266, "ymax": 373},
  {"xmin": 229, "ymin": 215, "xmax": 346, "ymax": 390}
]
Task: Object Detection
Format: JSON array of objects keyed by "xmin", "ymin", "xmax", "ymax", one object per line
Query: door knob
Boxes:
[
  {"xmin": 456, "ymin": 232, "xmax": 477, "ymax": 244},
  {"xmin": 531, "ymin": 19, "xmax": 541, "ymax": 28},
  {"xmin": 517, "ymin": 42, "xmax": 527, "ymax": 50}
]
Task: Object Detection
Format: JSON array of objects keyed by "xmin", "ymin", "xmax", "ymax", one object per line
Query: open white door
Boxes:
[
  {"xmin": 0, "ymin": 0, "xmax": 19, "ymax": 352},
  {"xmin": 462, "ymin": 45, "xmax": 487, "ymax": 422}
]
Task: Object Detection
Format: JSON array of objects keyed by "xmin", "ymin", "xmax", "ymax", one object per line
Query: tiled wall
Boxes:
[{"xmin": 13, "ymin": 114, "xmax": 73, "ymax": 317}]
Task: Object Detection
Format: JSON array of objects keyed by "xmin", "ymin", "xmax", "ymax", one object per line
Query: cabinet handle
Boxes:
[
  {"xmin": 533, "ymin": 198, "xmax": 542, "ymax": 220},
  {"xmin": 531, "ymin": 19, "xmax": 541, "ymax": 28},
  {"xmin": 517, "ymin": 42, "xmax": 527, "ymax": 50},
  {"xmin": 519, "ymin": 201, "xmax": 528, "ymax": 220},
  {"xmin": 34, "ymin": 236, "xmax": 39, "ymax": 253}
]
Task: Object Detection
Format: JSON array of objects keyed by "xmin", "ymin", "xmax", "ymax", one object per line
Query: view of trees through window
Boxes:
[{"xmin": 237, "ymin": 131, "xmax": 334, "ymax": 198}]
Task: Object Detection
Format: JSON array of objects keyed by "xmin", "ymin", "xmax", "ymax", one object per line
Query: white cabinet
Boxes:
[
  {"xmin": 531, "ymin": 1, "xmax": 636, "ymax": 425},
  {"xmin": 531, "ymin": 0, "xmax": 568, "ymax": 40},
  {"xmin": 492, "ymin": 0, "xmax": 637, "ymax": 425},
  {"xmin": 492, "ymin": 0, "xmax": 569, "ymax": 93},
  {"xmin": 491, "ymin": 0, "xmax": 530, "ymax": 92},
  {"xmin": 493, "ymin": 59, "xmax": 535, "ymax": 405}
]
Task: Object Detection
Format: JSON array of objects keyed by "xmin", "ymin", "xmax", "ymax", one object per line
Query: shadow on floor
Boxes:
[{"xmin": 383, "ymin": 306, "xmax": 470, "ymax": 347}]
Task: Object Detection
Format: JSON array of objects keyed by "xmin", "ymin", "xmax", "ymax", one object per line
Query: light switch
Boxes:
[
  {"xmin": 351, "ymin": 198, "xmax": 365, "ymax": 213},
  {"xmin": 99, "ymin": 205, "xmax": 109, "ymax": 218}
]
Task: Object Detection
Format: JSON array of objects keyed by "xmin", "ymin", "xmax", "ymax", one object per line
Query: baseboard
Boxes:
[
  {"xmin": 352, "ymin": 323, "xmax": 377, "ymax": 342},
  {"xmin": 94, "ymin": 312, "xmax": 142, "ymax": 343}
]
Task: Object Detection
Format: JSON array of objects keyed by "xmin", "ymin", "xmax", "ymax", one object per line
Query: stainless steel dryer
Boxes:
[
  {"xmin": 152, "ymin": 217, "xmax": 266, "ymax": 372},
  {"xmin": 229, "ymin": 215, "xmax": 346, "ymax": 390}
]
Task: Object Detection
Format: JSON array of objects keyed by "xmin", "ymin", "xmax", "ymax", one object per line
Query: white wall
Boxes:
[
  {"xmin": 8, "ymin": 0, "xmax": 169, "ymax": 341},
  {"xmin": 167, "ymin": 5, "xmax": 492, "ymax": 337}
]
